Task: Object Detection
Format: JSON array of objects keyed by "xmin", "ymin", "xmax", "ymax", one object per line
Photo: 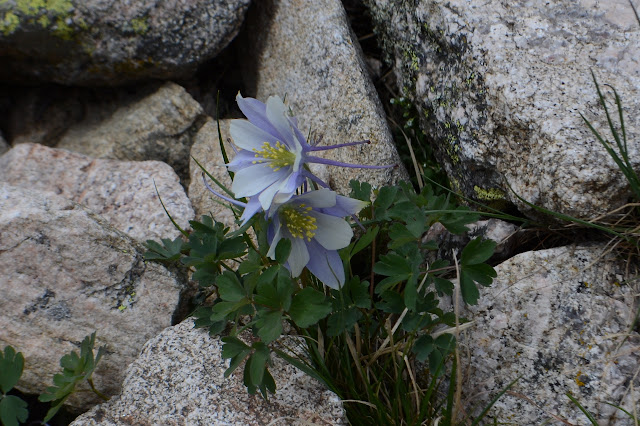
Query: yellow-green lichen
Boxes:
[
  {"xmin": 37, "ymin": 13, "xmax": 49, "ymax": 27},
  {"xmin": 444, "ymin": 133, "xmax": 460, "ymax": 164},
  {"xmin": 473, "ymin": 185, "xmax": 506, "ymax": 201},
  {"xmin": 52, "ymin": 16, "xmax": 72, "ymax": 39},
  {"xmin": 16, "ymin": 0, "xmax": 45, "ymax": 15},
  {"xmin": 130, "ymin": 16, "xmax": 149, "ymax": 34},
  {"xmin": 1, "ymin": 11, "xmax": 19, "ymax": 35},
  {"xmin": 45, "ymin": 0, "xmax": 73, "ymax": 15}
]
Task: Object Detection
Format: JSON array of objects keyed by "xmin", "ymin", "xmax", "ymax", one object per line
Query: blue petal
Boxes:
[
  {"xmin": 289, "ymin": 116, "xmax": 311, "ymax": 151},
  {"xmin": 236, "ymin": 93, "xmax": 281, "ymax": 139},
  {"xmin": 227, "ymin": 150, "xmax": 259, "ymax": 171},
  {"xmin": 239, "ymin": 196, "xmax": 263, "ymax": 225},
  {"xmin": 258, "ymin": 174, "xmax": 297, "ymax": 210},
  {"xmin": 319, "ymin": 195, "xmax": 369, "ymax": 217},
  {"xmin": 305, "ymin": 239, "xmax": 344, "ymax": 289}
]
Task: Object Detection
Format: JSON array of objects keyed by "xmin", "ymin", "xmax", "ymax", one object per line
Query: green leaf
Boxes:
[
  {"xmin": 349, "ymin": 226, "xmax": 378, "ymax": 259},
  {"xmin": 327, "ymin": 307, "xmax": 362, "ymax": 337},
  {"xmin": 460, "ymin": 238, "xmax": 496, "ymax": 265},
  {"xmin": 0, "ymin": 346, "xmax": 24, "ymax": 393},
  {"xmin": 374, "ymin": 252, "xmax": 411, "ymax": 277},
  {"xmin": 143, "ymin": 237, "xmax": 183, "ymax": 262},
  {"xmin": 221, "ymin": 337, "xmax": 250, "ymax": 359},
  {"xmin": 209, "ymin": 300, "xmax": 248, "ymax": 321},
  {"xmin": 0, "ymin": 395, "xmax": 28, "ymax": 426},
  {"xmin": 460, "ymin": 263, "xmax": 497, "ymax": 305},
  {"xmin": 289, "ymin": 288, "xmax": 332, "ymax": 328},
  {"xmin": 276, "ymin": 267, "xmax": 294, "ymax": 312},
  {"xmin": 248, "ymin": 343, "xmax": 270, "ymax": 389},
  {"xmin": 274, "ymin": 238, "xmax": 292, "ymax": 264},
  {"xmin": 255, "ymin": 310, "xmax": 283, "ymax": 344},
  {"xmin": 347, "ymin": 277, "xmax": 371, "ymax": 309},
  {"xmin": 404, "ymin": 274, "xmax": 418, "ymax": 311},
  {"xmin": 216, "ymin": 272, "xmax": 245, "ymax": 302},
  {"xmin": 375, "ymin": 291, "xmax": 405, "ymax": 314},
  {"xmin": 237, "ymin": 249, "xmax": 262, "ymax": 275},
  {"xmin": 222, "ymin": 337, "xmax": 251, "ymax": 378},
  {"xmin": 460, "ymin": 273, "xmax": 481, "ymax": 305},
  {"xmin": 349, "ymin": 180, "xmax": 372, "ymax": 202},
  {"xmin": 388, "ymin": 223, "xmax": 420, "ymax": 248},
  {"xmin": 218, "ymin": 237, "xmax": 247, "ymax": 260},
  {"xmin": 412, "ymin": 335, "xmax": 434, "ymax": 362}
]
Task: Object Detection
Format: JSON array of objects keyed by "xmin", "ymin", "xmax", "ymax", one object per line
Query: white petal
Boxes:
[
  {"xmin": 231, "ymin": 164, "xmax": 283, "ymax": 198},
  {"xmin": 312, "ymin": 212, "xmax": 353, "ymax": 250},
  {"xmin": 258, "ymin": 175, "xmax": 294, "ymax": 210},
  {"xmin": 265, "ymin": 96, "xmax": 298, "ymax": 151},
  {"xmin": 286, "ymin": 235, "xmax": 310, "ymax": 277},
  {"xmin": 230, "ymin": 119, "xmax": 278, "ymax": 151},
  {"xmin": 295, "ymin": 188, "xmax": 336, "ymax": 208}
]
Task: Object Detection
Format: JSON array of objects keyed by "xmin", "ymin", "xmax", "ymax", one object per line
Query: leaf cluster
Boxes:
[
  {"xmin": 0, "ymin": 347, "xmax": 27, "ymax": 426},
  {"xmin": 145, "ymin": 215, "xmax": 247, "ymax": 287},
  {"xmin": 38, "ymin": 333, "xmax": 106, "ymax": 423},
  {"xmin": 144, "ymin": 177, "xmax": 499, "ymax": 424}
]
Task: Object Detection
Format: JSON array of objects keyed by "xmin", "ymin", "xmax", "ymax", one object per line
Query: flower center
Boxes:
[
  {"xmin": 281, "ymin": 204, "xmax": 317, "ymax": 241},
  {"xmin": 252, "ymin": 141, "xmax": 297, "ymax": 171}
]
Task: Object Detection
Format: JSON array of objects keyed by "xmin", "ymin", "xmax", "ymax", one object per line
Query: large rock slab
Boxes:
[
  {"xmin": 0, "ymin": 0, "xmax": 250, "ymax": 85},
  {"xmin": 57, "ymin": 82, "xmax": 206, "ymax": 183},
  {"xmin": 241, "ymin": 0, "xmax": 408, "ymax": 194},
  {"xmin": 367, "ymin": 0, "xmax": 640, "ymax": 220},
  {"xmin": 458, "ymin": 246, "xmax": 639, "ymax": 423},
  {"xmin": 0, "ymin": 143, "xmax": 193, "ymax": 242},
  {"xmin": 0, "ymin": 184, "xmax": 190, "ymax": 411},
  {"xmin": 71, "ymin": 319, "xmax": 347, "ymax": 425}
]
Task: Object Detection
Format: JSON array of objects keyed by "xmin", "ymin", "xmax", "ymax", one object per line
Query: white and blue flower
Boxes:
[
  {"xmin": 228, "ymin": 93, "xmax": 390, "ymax": 221},
  {"xmin": 265, "ymin": 188, "xmax": 368, "ymax": 289}
]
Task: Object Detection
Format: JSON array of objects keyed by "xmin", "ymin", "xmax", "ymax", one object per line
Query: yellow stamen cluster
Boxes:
[
  {"xmin": 252, "ymin": 141, "xmax": 296, "ymax": 171},
  {"xmin": 282, "ymin": 204, "xmax": 317, "ymax": 241}
]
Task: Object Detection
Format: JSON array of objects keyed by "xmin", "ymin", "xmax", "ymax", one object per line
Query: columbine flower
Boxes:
[
  {"xmin": 265, "ymin": 188, "xmax": 368, "ymax": 289},
  {"xmin": 227, "ymin": 93, "xmax": 392, "ymax": 218}
]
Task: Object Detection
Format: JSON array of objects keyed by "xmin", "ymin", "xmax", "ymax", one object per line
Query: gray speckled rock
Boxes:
[
  {"xmin": 0, "ymin": 143, "xmax": 193, "ymax": 242},
  {"xmin": 367, "ymin": 0, "xmax": 640, "ymax": 220},
  {"xmin": 57, "ymin": 82, "xmax": 206, "ymax": 184},
  {"xmin": 188, "ymin": 118, "xmax": 236, "ymax": 226},
  {"xmin": 70, "ymin": 318, "xmax": 347, "ymax": 426},
  {"xmin": 0, "ymin": 0, "xmax": 250, "ymax": 85},
  {"xmin": 0, "ymin": 130, "xmax": 7, "ymax": 155},
  {"xmin": 457, "ymin": 246, "xmax": 639, "ymax": 423},
  {"xmin": 0, "ymin": 183, "xmax": 190, "ymax": 412},
  {"xmin": 0, "ymin": 82, "xmax": 161, "ymax": 147},
  {"xmin": 241, "ymin": 0, "xmax": 408, "ymax": 195}
]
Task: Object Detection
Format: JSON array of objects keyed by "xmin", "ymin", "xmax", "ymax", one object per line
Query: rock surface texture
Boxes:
[
  {"xmin": 0, "ymin": 0, "xmax": 251, "ymax": 85},
  {"xmin": 367, "ymin": 0, "xmax": 640, "ymax": 220},
  {"xmin": 241, "ymin": 0, "xmax": 408, "ymax": 195},
  {"xmin": 459, "ymin": 246, "xmax": 639, "ymax": 423},
  {"xmin": 0, "ymin": 184, "xmax": 189, "ymax": 411},
  {"xmin": 0, "ymin": 130, "xmax": 7, "ymax": 155},
  {"xmin": 70, "ymin": 318, "xmax": 347, "ymax": 426},
  {"xmin": 188, "ymin": 118, "xmax": 237, "ymax": 225},
  {"xmin": 0, "ymin": 143, "xmax": 193, "ymax": 241},
  {"xmin": 57, "ymin": 82, "xmax": 206, "ymax": 184}
]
